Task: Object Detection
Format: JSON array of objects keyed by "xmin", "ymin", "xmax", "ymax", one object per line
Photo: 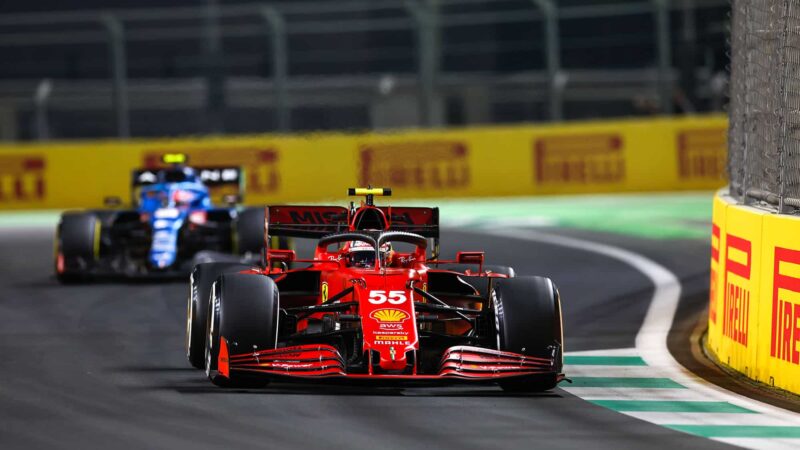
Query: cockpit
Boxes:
[{"xmin": 316, "ymin": 231, "xmax": 427, "ymax": 270}]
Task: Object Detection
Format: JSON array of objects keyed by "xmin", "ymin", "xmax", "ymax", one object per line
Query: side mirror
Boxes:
[
  {"xmin": 268, "ymin": 249, "xmax": 296, "ymax": 264},
  {"xmin": 104, "ymin": 196, "xmax": 123, "ymax": 207}
]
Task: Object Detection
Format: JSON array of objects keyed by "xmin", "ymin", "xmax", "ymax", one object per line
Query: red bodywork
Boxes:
[{"xmin": 219, "ymin": 194, "xmax": 562, "ymax": 383}]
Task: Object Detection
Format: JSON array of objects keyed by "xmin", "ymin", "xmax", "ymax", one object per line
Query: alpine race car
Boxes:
[
  {"xmin": 187, "ymin": 188, "xmax": 565, "ymax": 391},
  {"xmin": 54, "ymin": 154, "xmax": 274, "ymax": 282}
]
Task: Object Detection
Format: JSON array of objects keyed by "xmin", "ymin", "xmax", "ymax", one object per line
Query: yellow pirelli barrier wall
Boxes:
[
  {"xmin": 0, "ymin": 114, "xmax": 727, "ymax": 210},
  {"xmin": 708, "ymin": 191, "xmax": 800, "ymax": 394}
]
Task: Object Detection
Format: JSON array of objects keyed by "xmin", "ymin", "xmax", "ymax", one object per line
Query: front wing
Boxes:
[{"xmin": 220, "ymin": 343, "xmax": 563, "ymax": 382}]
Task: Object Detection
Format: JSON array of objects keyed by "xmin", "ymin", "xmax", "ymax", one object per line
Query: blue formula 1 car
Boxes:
[{"xmin": 54, "ymin": 154, "xmax": 271, "ymax": 282}]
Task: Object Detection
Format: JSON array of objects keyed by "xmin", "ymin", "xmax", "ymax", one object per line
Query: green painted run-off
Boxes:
[
  {"xmin": 590, "ymin": 400, "xmax": 754, "ymax": 414},
  {"xmin": 666, "ymin": 425, "xmax": 800, "ymax": 438},
  {"xmin": 564, "ymin": 356, "xmax": 647, "ymax": 366},
  {"xmin": 568, "ymin": 377, "xmax": 686, "ymax": 389},
  {"xmin": 432, "ymin": 192, "xmax": 715, "ymax": 240}
]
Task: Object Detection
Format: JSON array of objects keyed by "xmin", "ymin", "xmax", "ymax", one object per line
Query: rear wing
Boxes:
[
  {"xmin": 267, "ymin": 205, "xmax": 350, "ymax": 238},
  {"xmin": 131, "ymin": 167, "xmax": 242, "ymax": 187},
  {"xmin": 378, "ymin": 206, "xmax": 439, "ymax": 238},
  {"xmin": 265, "ymin": 205, "xmax": 439, "ymax": 238},
  {"xmin": 132, "ymin": 166, "xmax": 244, "ymax": 205}
]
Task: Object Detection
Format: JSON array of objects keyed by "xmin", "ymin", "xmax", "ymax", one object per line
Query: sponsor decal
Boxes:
[
  {"xmin": 321, "ymin": 282, "xmax": 329, "ymax": 303},
  {"xmin": 0, "ymin": 155, "xmax": 46, "ymax": 203},
  {"xmin": 370, "ymin": 308, "xmax": 409, "ymax": 323},
  {"xmin": 375, "ymin": 340, "xmax": 410, "ymax": 345},
  {"xmin": 287, "ymin": 210, "xmax": 343, "ymax": 225},
  {"xmin": 533, "ymin": 134, "xmax": 624, "ymax": 185},
  {"xmin": 368, "ymin": 290, "xmax": 407, "ymax": 305},
  {"xmin": 771, "ymin": 247, "xmax": 800, "ymax": 365},
  {"xmin": 373, "ymin": 334, "xmax": 407, "ymax": 340},
  {"xmin": 710, "ymin": 223, "xmax": 720, "ymax": 324},
  {"xmin": 359, "ymin": 141, "xmax": 470, "ymax": 190},
  {"xmin": 723, "ymin": 233, "xmax": 751, "ymax": 346},
  {"xmin": 676, "ymin": 128, "xmax": 727, "ymax": 180},
  {"xmin": 143, "ymin": 148, "xmax": 280, "ymax": 194}
]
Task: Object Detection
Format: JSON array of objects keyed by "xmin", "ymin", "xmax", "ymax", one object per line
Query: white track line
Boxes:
[{"xmin": 483, "ymin": 229, "xmax": 800, "ymax": 424}]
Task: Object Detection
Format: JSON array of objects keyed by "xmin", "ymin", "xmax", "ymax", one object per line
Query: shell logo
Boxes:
[{"xmin": 370, "ymin": 309, "xmax": 409, "ymax": 323}]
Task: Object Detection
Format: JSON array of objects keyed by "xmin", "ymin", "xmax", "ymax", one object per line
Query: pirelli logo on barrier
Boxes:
[
  {"xmin": 771, "ymin": 247, "xmax": 800, "ymax": 365},
  {"xmin": 676, "ymin": 128, "xmax": 727, "ymax": 180},
  {"xmin": 143, "ymin": 148, "xmax": 280, "ymax": 194},
  {"xmin": 0, "ymin": 155, "xmax": 46, "ymax": 203},
  {"xmin": 710, "ymin": 223, "xmax": 721, "ymax": 324},
  {"xmin": 533, "ymin": 134, "xmax": 624, "ymax": 185},
  {"xmin": 723, "ymin": 234, "xmax": 752, "ymax": 346},
  {"xmin": 359, "ymin": 142, "xmax": 469, "ymax": 190}
]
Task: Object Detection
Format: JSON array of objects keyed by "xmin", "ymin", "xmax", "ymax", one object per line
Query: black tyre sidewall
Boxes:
[
  {"xmin": 205, "ymin": 273, "xmax": 279, "ymax": 387},
  {"xmin": 55, "ymin": 212, "xmax": 99, "ymax": 283},
  {"xmin": 493, "ymin": 276, "xmax": 563, "ymax": 392},
  {"xmin": 235, "ymin": 208, "xmax": 265, "ymax": 255},
  {"xmin": 187, "ymin": 262, "xmax": 254, "ymax": 369}
]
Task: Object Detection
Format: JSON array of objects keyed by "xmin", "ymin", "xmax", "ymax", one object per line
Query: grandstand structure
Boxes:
[{"xmin": 0, "ymin": 0, "xmax": 729, "ymax": 140}]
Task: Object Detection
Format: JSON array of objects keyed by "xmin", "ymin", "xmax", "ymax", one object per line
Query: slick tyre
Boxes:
[
  {"xmin": 236, "ymin": 207, "xmax": 291, "ymax": 257},
  {"xmin": 55, "ymin": 212, "xmax": 100, "ymax": 284},
  {"xmin": 186, "ymin": 262, "xmax": 254, "ymax": 369},
  {"xmin": 492, "ymin": 276, "xmax": 564, "ymax": 393},
  {"xmin": 205, "ymin": 273, "xmax": 279, "ymax": 388}
]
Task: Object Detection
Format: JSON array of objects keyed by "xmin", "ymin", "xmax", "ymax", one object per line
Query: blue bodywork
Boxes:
[{"xmin": 135, "ymin": 167, "xmax": 213, "ymax": 269}]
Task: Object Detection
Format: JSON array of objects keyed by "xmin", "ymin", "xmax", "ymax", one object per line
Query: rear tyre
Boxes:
[
  {"xmin": 186, "ymin": 262, "xmax": 254, "ymax": 369},
  {"xmin": 55, "ymin": 212, "xmax": 100, "ymax": 283},
  {"xmin": 236, "ymin": 208, "xmax": 292, "ymax": 269},
  {"xmin": 492, "ymin": 276, "xmax": 563, "ymax": 392},
  {"xmin": 236, "ymin": 208, "xmax": 266, "ymax": 255},
  {"xmin": 205, "ymin": 273, "xmax": 279, "ymax": 388}
]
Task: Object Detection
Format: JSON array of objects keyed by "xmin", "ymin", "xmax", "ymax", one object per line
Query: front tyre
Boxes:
[
  {"xmin": 205, "ymin": 273, "xmax": 279, "ymax": 388},
  {"xmin": 55, "ymin": 212, "xmax": 100, "ymax": 283},
  {"xmin": 186, "ymin": 262, "xmax": 254, "ymax": 369},
  {"xmin": 492, "ymin": 276, "xmax": 564, "ymax": 392}
]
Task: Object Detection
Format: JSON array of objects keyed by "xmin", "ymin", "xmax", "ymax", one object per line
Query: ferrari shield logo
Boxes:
[{"xmin": 321, "ymin": 282, "xmax": 329, "ymax": 303}]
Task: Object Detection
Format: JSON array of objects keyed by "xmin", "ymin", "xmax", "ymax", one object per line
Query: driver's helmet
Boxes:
[
  {"xmin": 346, "ymin": 241, "xmax": 393, "ymax": 268},
  {"xmin": 179, "ymin": 166, "xmax": 199, "ymax": 183}
]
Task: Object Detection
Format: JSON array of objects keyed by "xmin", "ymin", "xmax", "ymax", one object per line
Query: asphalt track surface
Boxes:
[{"xmin": 0, "ymin": 226, "xmax": 733, "ymax": 450}]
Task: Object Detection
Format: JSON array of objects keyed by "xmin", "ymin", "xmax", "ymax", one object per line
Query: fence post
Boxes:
[
  {"xmin": 653, "ymin": 0, "xmax": 673, "ymax": 114},
  {"xmin": 203, "ymin": 0, "xmax": 225, "ymax": 133},
  {"xmin": 260, "ymin": 7, "xmax": 290, "ymax": 132},
  {"xmin": 778, "ymin": 0, "xmax": 792, "ymax": 213},
  {"xmin": 740, "ymin": 0, "xmax": 754, "ymax": 205},
  {"xmin": 33, "ymin": 79, "xmax": 52, "ymax": 140},
  {"xmin": 679, "ymin": 0, "xmax": 697, "ymax": 112},
  {"xmin": 405, "ymin": 0, "xmax": 439, "ymax": 127},
  {"xmin": 530, "ymin": 0, "xmax": 563, "ymax": 121},
  {"xmin": 101, "ymin": 15, "xmax": 130, "ymax": 138}
]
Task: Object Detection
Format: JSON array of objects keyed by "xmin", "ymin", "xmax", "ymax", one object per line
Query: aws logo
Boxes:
[{"xmin": 370, "ymin": 309, "xmax": 409, "ymax": 323}]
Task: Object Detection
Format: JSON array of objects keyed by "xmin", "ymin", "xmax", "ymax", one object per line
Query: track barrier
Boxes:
[
  {"xmin": 708, "ymin": 191, "xmax": 800, "ymax": 395},
  {"xmin": 0, "ymin": 115, "xmax": 726, "ymax": 210}
]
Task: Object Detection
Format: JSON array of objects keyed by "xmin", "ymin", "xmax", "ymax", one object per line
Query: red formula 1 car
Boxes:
[{"xmin": 186, "ymin": 188, "xmax": 565, "ymax": 391}]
